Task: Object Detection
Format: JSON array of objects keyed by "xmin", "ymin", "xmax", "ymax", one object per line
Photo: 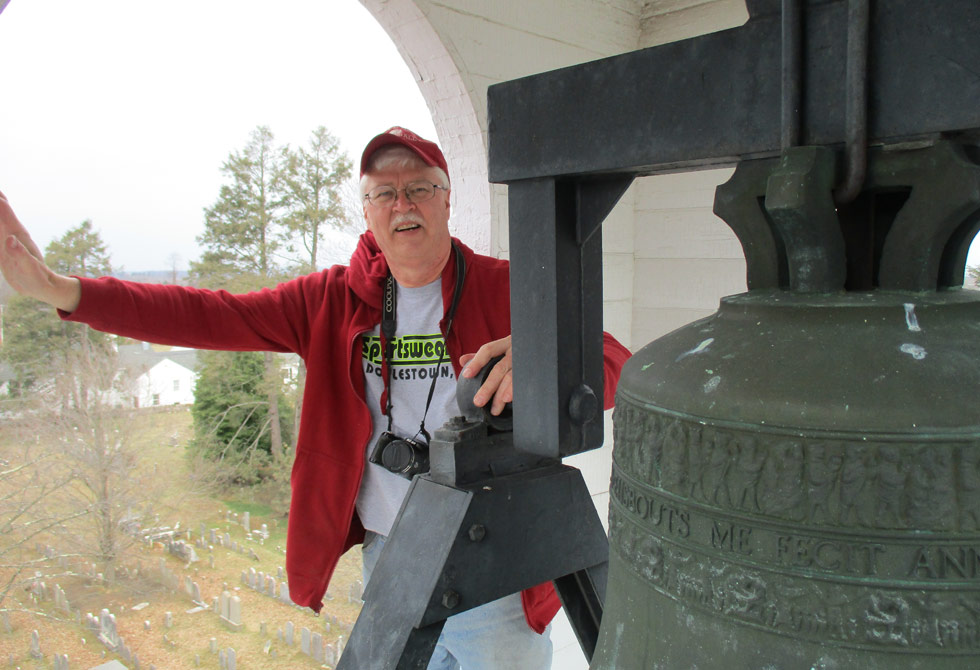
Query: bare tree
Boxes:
[
  {"xmin": 166, "ymin": 253, "xmax": 183, "ymax": 285},
  {"xmin": 0, "ymin": 222, "xmax": 166, "ymax": 618},
  {"xmin": 0, "ymin": 357, "xmax": 170, "ymax": 632},
  {"xmin": 0, "ymin": 430, "xmax": 86, "ymax": 619}
]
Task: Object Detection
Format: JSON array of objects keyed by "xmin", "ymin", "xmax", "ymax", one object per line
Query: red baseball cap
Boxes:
[{"xmin": 359, "ymin": 126, "xmax": 448, "ymax": 178}]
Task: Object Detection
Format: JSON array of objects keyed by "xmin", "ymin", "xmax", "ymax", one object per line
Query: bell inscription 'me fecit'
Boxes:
[{"xmin": 593, "ymin": 142, "xmax": 980, "ymax": 669}]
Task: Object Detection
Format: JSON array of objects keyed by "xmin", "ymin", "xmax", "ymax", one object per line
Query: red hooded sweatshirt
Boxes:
[{"xmin": 64, "ymin": 232, "xmax": 631, "ymax": 633}]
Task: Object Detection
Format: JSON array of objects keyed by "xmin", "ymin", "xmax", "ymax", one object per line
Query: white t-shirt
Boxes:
[{"xmin": 356, "ymin": 278, "xmax": 458, "ymax": 536}]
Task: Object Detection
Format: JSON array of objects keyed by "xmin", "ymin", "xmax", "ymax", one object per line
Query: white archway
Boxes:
[{"xmin": 359, "ymin": 0, "xmax": 494, "ymax": 254}]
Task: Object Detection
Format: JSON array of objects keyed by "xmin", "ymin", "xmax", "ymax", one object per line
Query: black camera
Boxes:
[{"xmin": 369, "ymin": 431, "xmax": 429, "ymax": 478}]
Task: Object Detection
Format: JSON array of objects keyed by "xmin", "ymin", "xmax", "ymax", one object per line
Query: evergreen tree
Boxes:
[
  {"xmin": 190, "ymin": 349, "xmax": 292, "ymax": 483},
  {"xmin": 191, "ymin": 125, "xmax": 289, "ymax": 290},
  {"xmin": 278, "ymin": 126, "xmax": 355, "ymax": 434},
  {"xmin": 280, "ymin": 125, "xmax": 354, "ymax": 273},
  {"xmin": 189, "ymin": 126, "xmax": 292, "ymax": 461},
  {"xmin": 1, "ymin": 294, "xmax": 62, "ymax": 395},
  {"xmin": 45, "ymin": 219, "xmax": 112, "ymax": 277}
]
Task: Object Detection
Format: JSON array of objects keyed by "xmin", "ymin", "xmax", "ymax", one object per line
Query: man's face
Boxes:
[{"xmin": 362, "ymin": 164, "xmax": 452, "ymax": 283}]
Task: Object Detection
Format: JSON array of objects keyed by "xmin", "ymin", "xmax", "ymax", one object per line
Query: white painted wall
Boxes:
[
  {"xmin": 638, "ymin": 0, "xmax": 747, "ymax": 46},
  {"xmin": 631, "ymin": 0, "xmax": 749, "ymax": 345},
  {"xmin": 631, "ymin": 169, "xmax": 747, "ymax": 345}
]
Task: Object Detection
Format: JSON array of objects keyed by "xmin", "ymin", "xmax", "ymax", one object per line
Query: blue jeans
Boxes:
[{"xmin": 362, "ymin": 531, "xmax": 553, "ymax": 670}]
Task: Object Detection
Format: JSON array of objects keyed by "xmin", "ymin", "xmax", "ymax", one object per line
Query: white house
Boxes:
[
  {"xmin": 113, "ymin": 343, "xmax": 300, "ymax": 408},
  {"xmin": 116, "ymin": 343, "xmax": 198, "ymax": 408},
  {"xmin": 132, "ymin": 356, "xmax": 197, "ymax": 407}
]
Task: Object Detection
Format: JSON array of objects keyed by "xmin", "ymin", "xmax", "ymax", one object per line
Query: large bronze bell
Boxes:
[{"xmin": 593, "ymin": 142, "xmax": 980, "ymax": 668}]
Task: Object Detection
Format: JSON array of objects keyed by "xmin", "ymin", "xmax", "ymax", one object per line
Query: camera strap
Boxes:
[{"xmin": 381, "ymin": 241, "xmax": 467, "ymax": 442}]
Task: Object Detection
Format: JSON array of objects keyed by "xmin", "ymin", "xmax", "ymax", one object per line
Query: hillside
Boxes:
[{"xmin": 0, "ymin": 406, "xmax": 362, "ymax": 669}]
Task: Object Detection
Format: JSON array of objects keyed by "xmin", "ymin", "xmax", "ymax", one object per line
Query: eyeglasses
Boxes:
[{"xmin": 363, "ymin": 181, "xmax": 447, "ymax": 207}]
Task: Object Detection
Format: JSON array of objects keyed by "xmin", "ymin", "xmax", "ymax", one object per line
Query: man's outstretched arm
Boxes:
[{"xmin": 0, "ymin": 190, "xmax": 81, "ymax": 312}]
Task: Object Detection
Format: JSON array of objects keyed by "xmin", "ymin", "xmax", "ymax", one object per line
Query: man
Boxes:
[{"xmin": 0, "ymin": 127, "xmax": 630, "ymax": 669}]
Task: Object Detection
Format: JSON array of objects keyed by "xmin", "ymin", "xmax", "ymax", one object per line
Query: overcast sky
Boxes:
[
  {"xmin": 0, "ymin": 0, "xmax": 437, "ymax": 271},
  {"xmin": 2, "ymin": 1, "xmax": 978, "ymax": 276}
]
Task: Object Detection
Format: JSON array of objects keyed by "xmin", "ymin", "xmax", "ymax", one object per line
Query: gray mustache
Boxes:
[{"xmin": 392, "ymin": 214, "xmax": 424, "ymax": 228}]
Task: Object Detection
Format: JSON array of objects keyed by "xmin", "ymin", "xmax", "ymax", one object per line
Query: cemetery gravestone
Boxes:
[
  {"xmin": 29, "ymin": 629, "xmax": 42, "ymax": 659},
  {"xmin": 312, "ymin": 632, "xmax": 324, "ymax": 662}
]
